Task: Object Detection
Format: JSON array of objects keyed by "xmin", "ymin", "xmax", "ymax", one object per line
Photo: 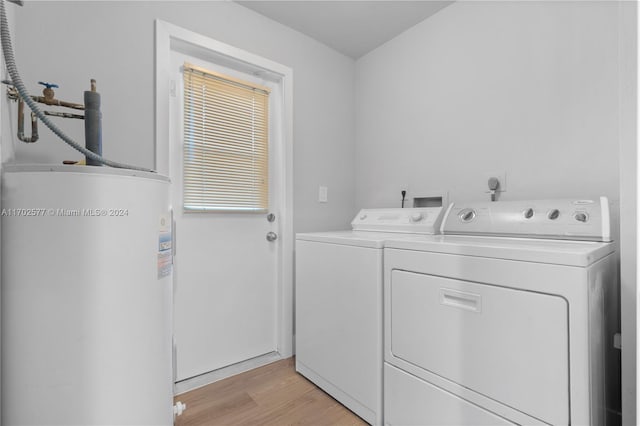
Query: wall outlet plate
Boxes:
[
  {"xmin": 486, "ymin": 172, "xmax": 507, "ymax": 192},
  {"xmin": 318, "ymin": 185, "xmax": 328, "ymax": 203}
]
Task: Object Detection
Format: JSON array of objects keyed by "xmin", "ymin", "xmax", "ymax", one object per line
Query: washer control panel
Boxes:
[
  {"xmin": 351, "ymin": 207, "xmax": 445, "ymax": 234},
  {"xmin": 443, "ymin": 197, "xmax": 611, "ymax": 241}
]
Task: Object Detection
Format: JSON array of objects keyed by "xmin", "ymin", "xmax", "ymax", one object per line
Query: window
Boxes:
[{"xmin": 182, "ymin": 62, "xmax": 270, "ymax": 212}]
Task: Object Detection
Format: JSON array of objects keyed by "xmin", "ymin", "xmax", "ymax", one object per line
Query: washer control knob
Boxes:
[
  {"xmin": 548, "ymin": 209, "xmax": 560, "ymax": 220},
  {"xmin": 574, "ymin": 212, "xmax": 589, "ymax": 223},
  {"xmin": 410, "ymin": 213, "xmax": 424, "ymax": 222},
  {"xmin": 359, "ymin": 214, "xmax": 367, "ymax": 221},
  {"xmin": 523, "ymin": 208, "xmax": 534, "ymax": 219},
  {"xmin": 459, "ymin": 209, "xmax": 476, "ymax": 223}
]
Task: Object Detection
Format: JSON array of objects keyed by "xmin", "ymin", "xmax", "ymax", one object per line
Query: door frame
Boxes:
[{"xmin": 154, "ymin": 20, "xmax": 294, "ymax": 362}]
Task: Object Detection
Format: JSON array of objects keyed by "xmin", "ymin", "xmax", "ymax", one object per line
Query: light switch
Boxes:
[{"xmin": 319, "ymin": 185, "xmax": 328, "ymax": 203}]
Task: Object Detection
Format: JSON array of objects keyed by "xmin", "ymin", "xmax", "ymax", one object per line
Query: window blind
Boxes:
[{"xmin": 182, "ymin": 62, "xmax": 270, "ymax": 212}]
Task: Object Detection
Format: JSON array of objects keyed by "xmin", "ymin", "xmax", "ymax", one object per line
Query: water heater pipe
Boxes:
[
  {"xmin": 84, "ymin": 79, "xmax": 102, "ymax": 166},
  {"xmin": 17, "ymin": 98, "xmax": 37, "ymax": 142},
  {"xmin": 0, "ymin": 0, "xmax": 153, "ymax": 172}
]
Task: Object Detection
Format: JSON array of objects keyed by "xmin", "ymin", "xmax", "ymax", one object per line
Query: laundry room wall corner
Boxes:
[{"xmin": 618, "ymin": 1, "xmax": 638, "ymax": 425}]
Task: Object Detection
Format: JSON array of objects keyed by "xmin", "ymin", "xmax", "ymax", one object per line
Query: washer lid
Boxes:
[
  {"xmin": 296, "ymin": 207, "xmax": 446, "ymax": 248},
  {"xmin": 385, "ymin": 234, "xmax": 615, "ymax": 267},
  {"xmin": 296, "ymin": 231, "xmax": 419, "ymax": 248},
  {"xmin": 351, "ymin": 207, "xmax": 444, "ymax": 234}
]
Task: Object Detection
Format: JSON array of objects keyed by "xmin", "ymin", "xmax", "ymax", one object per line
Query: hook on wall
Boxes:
[{"xmin": 487, "ymin": 177, "xmax": 501, "ymax": 202}]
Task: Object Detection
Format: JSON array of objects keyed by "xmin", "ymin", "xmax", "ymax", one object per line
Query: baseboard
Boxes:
[{"xmin": 174, "ymin": 351, "xmax": 282, "ymax": 395}]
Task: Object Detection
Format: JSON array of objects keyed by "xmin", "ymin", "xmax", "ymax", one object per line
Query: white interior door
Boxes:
[{"xmin": 169, "ymin": 49, "xmax": 282, "ymax": 382}]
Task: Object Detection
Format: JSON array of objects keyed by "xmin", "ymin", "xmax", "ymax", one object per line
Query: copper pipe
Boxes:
[
  {"xmin": 17, "ymin": 99, "xmax": 38, "ymax": 143},
  {"xmin": 6, "ymin": 85, "xmax": 84, "ymax": 110},
  {"xmin": 32, "ymin": 95, "xmax": 84, "ymax": 110}
]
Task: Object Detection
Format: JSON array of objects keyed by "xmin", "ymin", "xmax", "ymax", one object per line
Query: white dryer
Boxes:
[
  {"xmin": 296, "ymin": 207, "xmax": 445, "ymax": 425},
  {"xmin": 383, "ymin": 198, "xmax": 617, "ymax": 426}
]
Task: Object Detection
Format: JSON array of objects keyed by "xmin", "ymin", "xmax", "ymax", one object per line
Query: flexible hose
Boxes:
[{"xmin": 0, "ymin": 0, "xmax": 154, "ymax": 172}]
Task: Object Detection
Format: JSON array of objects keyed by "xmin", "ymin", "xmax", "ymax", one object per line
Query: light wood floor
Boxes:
[{"xmin": 174, "ymin": 357, "xmax": 368, "ymax": 426}]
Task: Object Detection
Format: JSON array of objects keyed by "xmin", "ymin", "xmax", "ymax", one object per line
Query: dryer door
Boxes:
[{"xmin": 389, "ymin": 270, "xmax": 569, "ymax": 425}]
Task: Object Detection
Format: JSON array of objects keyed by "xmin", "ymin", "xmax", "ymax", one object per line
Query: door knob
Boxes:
[{"xmin": 266, "ymin": 232, "xmax": 278, "ymax": 242}]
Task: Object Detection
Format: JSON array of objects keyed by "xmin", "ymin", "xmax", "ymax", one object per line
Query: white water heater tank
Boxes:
[{"xmin": 1, "ymin": 165, "xmax": 173, "ymax": 425}]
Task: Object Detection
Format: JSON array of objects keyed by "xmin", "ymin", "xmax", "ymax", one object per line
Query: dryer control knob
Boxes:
[
  {"xmin": 410, "ymin": 213, "xmax": 424, "ymax": 222},
  {"xmin": 523, "ymin": 208, "xmax": 534, "ymax": 219},
  {"xmin": 359, "ymin": 214, "xmax": 367, "ymax": 221},
  {"xmin": 548, "ymin": 209, "xmax": 560, "ymax": 220},
  {"xmin": 459, "ymin": 209, "xmax": 477, "ymax": 223},
  {"xmin": 574, "ymin": 212, "xmax": 589, "ymax": 223}
]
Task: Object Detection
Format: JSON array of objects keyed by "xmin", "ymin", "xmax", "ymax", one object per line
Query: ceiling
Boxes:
[{"xmin": 236, "ymin": 1, "xmax": 454, "ymax": 59}]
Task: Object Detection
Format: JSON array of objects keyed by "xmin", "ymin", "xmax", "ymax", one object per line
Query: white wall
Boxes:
[
  {"xmin": 8, "ymin": 1, "xmax": 356, "ymax": 233},
  {"xmin": 618, "ymin": 2, "xmax": 638, "ymax": 424},
  {"xmin": 356, "ymin": 1, "xmax": 620, "ymax": 212}
]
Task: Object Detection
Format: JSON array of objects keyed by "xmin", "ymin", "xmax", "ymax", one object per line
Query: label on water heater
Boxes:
[
  {"xmin": 158, "ymin": 252, "xmax": 172, "ymax": 279},
  {"xmin": 158, "ymin": 213, "xmax": 173, "ymax": 279}
]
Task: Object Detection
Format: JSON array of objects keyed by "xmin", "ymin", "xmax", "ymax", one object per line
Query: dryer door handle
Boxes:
[{"xmin": 439, "ymin": 288, "xmax": 482, "ymax": 313}]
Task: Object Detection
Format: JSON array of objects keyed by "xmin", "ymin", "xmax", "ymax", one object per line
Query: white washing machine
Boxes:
[
  {"xmin": 296, "ymin": 207, "xmax": 445, "ymax": 425},
  {"xmin": 383, "ymin": 198, "xmax": 617, "ymax": 426}
]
